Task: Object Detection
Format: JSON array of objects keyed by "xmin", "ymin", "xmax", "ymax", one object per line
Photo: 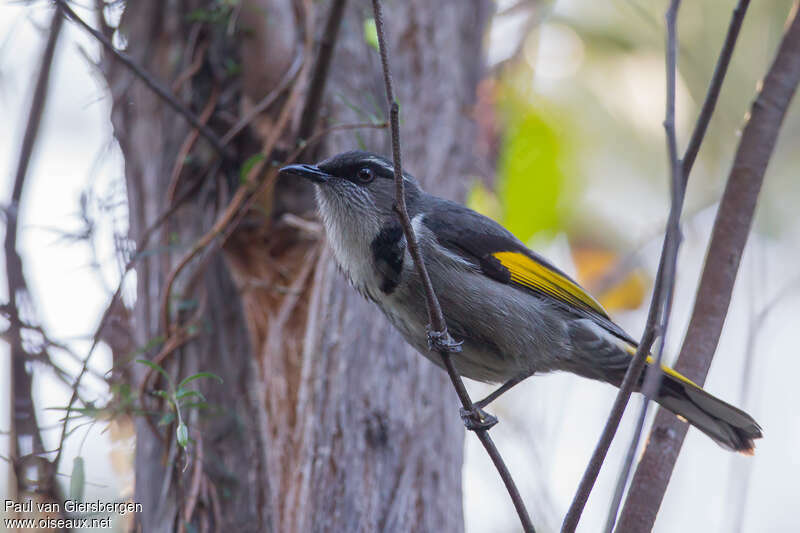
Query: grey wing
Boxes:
[{"xmin": 420, "ymin": 195, "xmax": 638, "ymax": 346}]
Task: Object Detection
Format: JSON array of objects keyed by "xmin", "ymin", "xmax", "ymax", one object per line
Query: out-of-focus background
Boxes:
[{"xmin": 1, "ymin": 1, "xmax": 798, "ymax": 531}]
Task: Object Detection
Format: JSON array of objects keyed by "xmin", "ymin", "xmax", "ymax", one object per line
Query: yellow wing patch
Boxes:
[
  {"xmin": 493, "ymin": 251, "xmax": 608, "ymax": 317},
  {"xmin": 623, "ymin": 345, "xmax": 700, "ymax": 388},
  {"xmin": 645, "ymin": 356, "xmax": 700, "ymax": 388}
]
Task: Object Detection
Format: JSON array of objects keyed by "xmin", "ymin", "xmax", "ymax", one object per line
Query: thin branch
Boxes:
[
  {"xmin": 561, "ymin": 2, "xmax": 684, "ymax": 530},
  {"xmin": 53, "ymin": 149, "xmax": 210, "ymax": 466},
  {"xmin": 297, "ymin": 0, "xmax": 348, "ymax": 142},
  {"xmin": 6, "ymin": 3, "xmax": 63, "ymax": 493},
  {"xmin": 604, "ymin": 1, "xmax": 752, "ymax": 529},
  {"xmin": 681, "ymin": 0, "xmax": 752, "ymax": 180},
  {"xmin": 221, "ymin": 52, "xmax": 303, "ymax": 145},
  {"xmin": 370, "ymin": 1, "xmax": 535, "ymax": 532},
  {"xmin": 55, "ymin": 0, "xmax": 235, "ymax": 160},
  {"xmin": 617, "ymin": 3, "xmax": 800, "ymax": 530}
]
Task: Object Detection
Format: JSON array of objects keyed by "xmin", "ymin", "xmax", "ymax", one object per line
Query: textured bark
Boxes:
[{"xmin": 103, "ymin": 1, "xmax": 489, "ymax": 531}]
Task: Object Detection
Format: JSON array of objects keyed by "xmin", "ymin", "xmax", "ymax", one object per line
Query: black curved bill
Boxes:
[{"xmin": 279, "ymin": 163, "xmax": 331, "ymax": 184}]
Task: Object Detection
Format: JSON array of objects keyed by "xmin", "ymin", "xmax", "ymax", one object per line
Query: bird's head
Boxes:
[
  {"xmin": 280, "ymin": 150, "xmax": 422, "ymax": 228},
  {"xmin": 281, "ymin": 151, "xmax": 423, "ymax": 294}
]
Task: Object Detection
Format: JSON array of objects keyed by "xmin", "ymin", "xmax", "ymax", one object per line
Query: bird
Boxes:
[{"xmin": 280, "ymin": 150, "xmax": 762, "ymax": 453}]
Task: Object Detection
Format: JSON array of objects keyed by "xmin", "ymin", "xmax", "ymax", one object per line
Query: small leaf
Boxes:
[
  {"xmin": 363, "ymin": 18, "xmax": 379, "ymax": 51},
  {"xmin": 176, "ymin": 423, "xmax": 189, "ymax": 448},
  {"xmin": 176, "ymin": 389, "xmax": 206, "ymax": 403},
  {"xmin": 240, "ymin": 153, "xmax": 266, "ymax": 184},
  {"xmin": 70, "ymin": 457, "xmax": 85, "ymax": 501},
  {"xmin": 135, "ymin": 359, "xmax": 172, "ymax": 385},
  {"xmin": 178, "ymin": 372, "xmax": 223, "ymax": 389},
  {"xmin": 151, "ymin": 390, "xmax": 171, "ymax": 400}
]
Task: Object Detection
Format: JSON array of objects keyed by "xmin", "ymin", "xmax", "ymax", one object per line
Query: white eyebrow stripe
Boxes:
[
  {"xmin": 364, "ymin": 156, "xmax": 395, "ymax": 173},
  {"xmin": 363, "ymin": 156, "xmax": 414, "ymax": 182}
]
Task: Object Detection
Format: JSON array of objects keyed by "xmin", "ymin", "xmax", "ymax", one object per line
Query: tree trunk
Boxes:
[{"xmin": 102, "ymin": 1, "xmax": 490, "ymax": 531}]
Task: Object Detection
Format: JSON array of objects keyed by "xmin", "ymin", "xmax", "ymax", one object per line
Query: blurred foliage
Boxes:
[
  {"xmin": 469, "ymin": 83, "xmax": 575, "ymax": 244},
  {"xmin": 497, "ymin": 100, "xmax": 566, "ymax": 242},
  {"xmin": 469, "ymin": 0, "xmax": 799, "ymax": 317},
  {"xmin": 572, "ymin": 246, "xmax": 649, "ymax": 311}
]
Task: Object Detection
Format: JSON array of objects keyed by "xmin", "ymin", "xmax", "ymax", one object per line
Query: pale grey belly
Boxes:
[{"xmin": 376, "ymin": 268, "xmax": 572, "ymax": 384}]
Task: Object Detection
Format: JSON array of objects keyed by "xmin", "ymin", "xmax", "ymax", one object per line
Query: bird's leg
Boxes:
[
  {"xmin": 459, "ymin": 406, "xmax": 498, "ymax": 431},
  {"xmin": 425, "ymin": 327, "xmax": 496, "ymax": 430},
  {"xmin": 426, "ymin": 327, "xmax": 463, "ymax": 353},
  {"xmin": 458, "ymin": 375, "xmax": 527, "ymax": 431},
  {"xmin": 473, "ymin": 374, "xmax": 527, "ymax": 410}
]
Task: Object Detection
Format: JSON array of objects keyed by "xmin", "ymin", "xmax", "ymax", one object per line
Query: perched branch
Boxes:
[
  {"xmin": 604, "ymin": 1, "xmax": 752, "ymax": 529},
  {"xmin": 561, "ymin": 3, "xmax": 685, "ymax": 530},
  {"xmin": 370, "ymin": 1, "xmax": 535, "ymax": 532},
  {"xmin": 617, "ymin": 3, "xmax": 800, "ymax": 530},
  {"xmin": 55, "ymin": 0, "xmax": 235, "ymax": 160}
]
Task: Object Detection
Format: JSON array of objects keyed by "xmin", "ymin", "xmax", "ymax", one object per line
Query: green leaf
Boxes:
[
  {"xmin": 176, "ymin": 423, "xmax": 189, "ymax": 448},
  {"xmin": 176, "ymin": 389, "xmax": 206, "ymax": 403},
  {"xmin": 498, "ymin": 108, "xmax": 566, "ymax": 242},
  {"xmin": 70, "ymin": 457, "xmax": 85, "ymax": 501},
  {"xmin": 178, "ymin": 372, "xmax": 223, "ymax": 389},
  {"xmin": 363, "ymin": 18, "xmax": 379, "ymax": 51},
  {"xmin": 240, "ymin": 153, "xmax": 266, "ymax": 184},
  {"xmin": 135, "ymin": 359, "xmax": 172, "ymax": 386},
  {"xmin": 152, "ymin": 390, "xmax": 171, "ymax": 400}
]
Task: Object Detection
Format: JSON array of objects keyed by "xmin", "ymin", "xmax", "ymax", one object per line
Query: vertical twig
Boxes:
[
  {"xmin": 370, "ymin": 1, "xmax": 535, "ymax": 531},
  {"xmin": 6, "ymin": 3, "xmax": 64, "ymax": 497},
  {"xmin": 297, "ymin": 0, "xmax": 348, "ymax": 142},
  {"xmin": 603, "ymin": 2, "xmax": 752, "ymax": 530},
  {"xmin": 617, "ymin": 3, "xmax": 800, "ymax": 530},
  {"xmin": 561, "ymin": 3, "xmax": 684, "ymax": 530}
]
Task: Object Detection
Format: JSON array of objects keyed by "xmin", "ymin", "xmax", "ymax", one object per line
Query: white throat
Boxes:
[{"xmin": 315, "ymin": 187, "xmax": 382, "ymax": 299}]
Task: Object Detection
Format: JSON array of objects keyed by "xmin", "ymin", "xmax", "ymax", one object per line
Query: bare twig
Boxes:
[
  {"xmin": 561, "ymin": 3, "xmax": 685, "ymax": 530},
  {"xmin": 6, "ymin": 4, "xmax": 64, "ymax": 495},
  {"xmin": 158, "ymin": 57, "xmax": 306, "ymax": 337},
  {"xmin": 617, "ymin": 3, "xmax": 800, "ymax": 530},
  {"xmin": 55, "ymin": 0, "xmax": 235, "ymax": 160},
  {"xmin": 604, "ymin": 2, "xmax": 752, "ymax": 529},
  {"xmin": 167, "ymin": 84, "xmax": 220, "ymax": 205},
  {"xmin": 297, "ymin": 0, "xmax": 348, "ymax": 142},
  {"xmin": 370, "ymin": 1, "xmax": 535, "ymax": 531},
  {"xmin": 220, "ymin": 52, "xmax": 303, "ymax": 145},
  {"xmin": 681, "ymin": 0, "xmax": 752, "ymax": 180},
  {"xmin": 53, "ymin": 153, "xmax": 209, "ymax": 465},
  {"xmin": 143, "ymin": 30, "xmax": 316, "ymax": 395}
]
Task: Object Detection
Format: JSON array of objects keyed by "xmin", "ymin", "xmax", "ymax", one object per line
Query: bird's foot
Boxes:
[
  {"xmin": 426, "ymin": 327, "xmax": 462, "ymax": 353},
  {"xmin": 459, "ymin": 406, "xmax": 499, "ymax": 431}
]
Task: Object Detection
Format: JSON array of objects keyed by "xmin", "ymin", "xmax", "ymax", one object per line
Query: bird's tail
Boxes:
[{"xmin": 642, "ymin": 363, "xmax": 762, "ymax": 454}]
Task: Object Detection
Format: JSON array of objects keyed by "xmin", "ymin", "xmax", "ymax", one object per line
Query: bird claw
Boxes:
[
  {"xmin": 426, "ymin": 327, "xmax": 462, "ymax": 353},
  {"xmin": 459, "ymin": 406, "xmax": 498, "ymax": 431}
]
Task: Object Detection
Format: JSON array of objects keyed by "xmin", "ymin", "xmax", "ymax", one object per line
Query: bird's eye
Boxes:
[{"xmin": 356, "ymin": 167, "xmax": 374, "ymax": 184}]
